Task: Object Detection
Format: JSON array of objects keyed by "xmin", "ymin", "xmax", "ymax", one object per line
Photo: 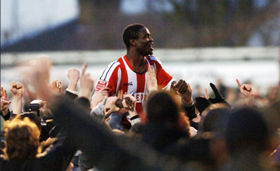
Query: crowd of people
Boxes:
[{"xmin": 1, "ymin": 23, "xmax": 280, "ymax": 171}]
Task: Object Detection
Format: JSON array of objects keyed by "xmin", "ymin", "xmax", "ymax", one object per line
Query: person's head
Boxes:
[
  {"xmin": 198, "ymin": 103, "xmax": 231, "ymax": 137},
  {"xmin": 146, "ymin": 90, "xmax": 189, "ymax": 130},
  {"xmin": 3, "ymin": 117, "xmax": 41, "ymax": 160},
  {"xmin": 200, "ymin": 105, "xmax": 231, "ymax": 168},
  {"xmin": 225, "ymin": 107, "xmax": 269, "ymax": 155},
  {"xmin": 122, "ymin": 23, "xmax": 153, "ymax": 55}
]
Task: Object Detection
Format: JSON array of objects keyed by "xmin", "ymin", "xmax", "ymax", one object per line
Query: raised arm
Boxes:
[
  {"xmin": 49, "ymin": 79, "xmax": 63, "ymax": 94},
  {"xmin": 1, "ymin": 87, "xmax": 12, "ymax": 120},
  {"xmin": 79, "ymin": 62, "xmax": 95, "ymax": 100},
  {"xmin": 171, "ymin": 79, "xmax": 197, "ymax": 120},
  {"xmin": 236, "ymin": 79, "xmax": 254, "ymax": 106},
  {"xmin": 10, "ymin": 81, "xmax": 24, "ymax": 114},
  {"xmin": 147, "ymin": 65, "xmax": 158, "ymax": 94},
  {"xmin": 67, "ymin": 67, "xmax": 80, "ymax": 92},
  {"xmin": 172, "ymin": 79, "xmax": 193, "ymax": 105}
]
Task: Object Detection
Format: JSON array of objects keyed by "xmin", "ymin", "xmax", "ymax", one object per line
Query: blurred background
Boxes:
[{"xmin": 1, "ymin": 0, "xmax": 280, "ymax": 114}]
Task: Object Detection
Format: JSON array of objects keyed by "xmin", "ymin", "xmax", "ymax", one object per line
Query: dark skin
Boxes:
[{"xmin": 126, "ymin": 27, "xmax": 154, "ymax": 74}]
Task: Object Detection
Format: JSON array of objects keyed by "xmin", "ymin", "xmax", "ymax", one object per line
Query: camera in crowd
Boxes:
[
  {"xmin": 29, "ymin": 99, "xmax": 55, "ymax": 141},
  {"xmin": 29, "ymin": 100, "xmax": 43, "ymax": 117}
]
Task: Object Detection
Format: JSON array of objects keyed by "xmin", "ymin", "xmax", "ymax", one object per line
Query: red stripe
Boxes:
[
  {"xmin": 118, "ymin": 57, "xmax": 128, "ymax": 94},
  {"xmin": 136, "ymin": 72, "xmax": 146, "ymax": 118},
  {"xmin": 107, "ymin": 66, "xmax": 120, "ymax": 96}
]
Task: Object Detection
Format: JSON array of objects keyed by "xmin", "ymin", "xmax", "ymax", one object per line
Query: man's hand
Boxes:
[
  {"xmin": 207, "ymin": 83, "xmax": 224, "ymax": 104},
  {"xmin": 206, "ymin": 82, "xmax": 232, "ymax": 108},
  {"xmin": 1, "ymin": 87, "xmax": 8, "ymax": 100},
  {"xmin": 49, "ymin": 79, "xmax": 62, "ymax": 94},
  {"xmin": 67, "ymin": 67, "xmax": 80, "ymax": 92},
  {"xmin": 172, "ymin": 79, "xmax": 193, "ymax": 105},
  {"xmin": 236, "ymin": 79, "xmax": 254, "ymax": 106},
  {"xmin": 20, "ymin": 56, "xmax": 52, "ymax": 101},
  {"xmin": 1, "ymin": 87, "xmax": 11, "ymax": 112},
  {"xmin": 10, "ymin": 81, "xmax": 24, "ymax": 97},
  {"xmin": 123, "ymin": 94, "xmax": 137, "ymax": 118},
  {"xmin": 79, "ymin": 62, "xmax": 95, "ymax": 99},
  {"xmin": 10, "ymin": 81, "xmax": 25, "ymax": 114},
  {"xmin": 115, "ymin": 89, "xmax": 129, "ymax": 114},
  {"xmin": 147, "ymin": 65, "xmax": 157, "ymax": 93},
  {"xmin": 1, "ymin": 98, "xmax": 11, "ymax": 112},
  {"xmin": 104, "ymin": 96, "xmax": 121, "ymax": 115},
  {"xmin": 90, "ymin": 87, "xmax": 110, "ymax": 109},
  {"xmin": 122, "ymin": 94, "xmax": 136, "ymax": 111}
]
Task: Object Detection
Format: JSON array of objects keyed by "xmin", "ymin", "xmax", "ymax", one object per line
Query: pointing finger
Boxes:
[
  {"xmin": 204, "ymin": 88, "xmax": 209, "ymax": 99},
  {"xmin": 210, "ymin": 83, "xmax": 221, "ymax": 98},
  {"xmin": 81, "ymin": 62, "xmax": 88, "ymax": 75},
  {"xmin": 236, "ymin": 79, "xmax": 242, "ymax": 89}
]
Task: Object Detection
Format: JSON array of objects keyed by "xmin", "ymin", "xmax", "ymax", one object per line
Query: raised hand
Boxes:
[
  {"xmin": 1, "ymin": 87, "xmax": 8, "ymax": 100},
  {"xmin": 236, "ymin": 79, "xmax": 254, "ymax": 98},
  {"xmin": 147, "ymin": 65, "xmax": 157, "ymax": 93},
  {"xmin": 10, "ymin": 81, "xmax": 25, "ymax": 114},
  {"xmin": 122, "ymin": 94, "xmax": 136, "ymax": 111},
  {"xmin": 207, "ymin": 82, "xmax": 232, "ymax": 108},
  {"xmin": 67, "ymin": 67, "xmax": 80, "ymax": 92},
  {"xmin": 104, "ymin": 96, "xmax": 121, "ymax": 115},
  {"xmin": 90, "ymin": 87, "xmax": 110, "ymax": 109},
  {"xmin": 123, "ymin": 94, "xmax": 138, "ymax": 118},
  {"xmin": 172, "ymin": 79, "xmax": 193, "ymax": 105},
  {"xmin": 236, "ymin": 79, "xmax": 254, "ymax": 106},
  {"xmin": 1, "ymin": 87, "xmax": 11, "ymax": 112},
  {"xmin": 49, "ymin": 79, "xmax": 62, "ymax": 94},
  {"xmin": 204, "ymin": 88, "xmax": 209, "ymax": 99},
  {"xmin": 10, "ymin": 81, "xmax": 24, "ymax": 97},
  {"xmin": 1, "ymin": 98, "xmax": 11, "ymax": 112},
  {"xmin": 208, "ymin": 83, "xmax": 224, "ymax": 104},
  {"xmin": 20, "ymin": 56, "xmax": 52, "ymax": 101},
  {"xmin": 79, "ymin": 62, "xmax": 95, "ymax": 99}
]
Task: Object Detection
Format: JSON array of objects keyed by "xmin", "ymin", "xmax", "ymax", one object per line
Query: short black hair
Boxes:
[{"xmin": 122, "ymin": 23, "xmax": 145, "ymax": 49}]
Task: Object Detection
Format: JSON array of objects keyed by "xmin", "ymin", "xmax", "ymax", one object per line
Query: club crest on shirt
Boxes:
[
  {"xmin": 124, "ymin": 82, "xmax": 133, "ymax": 86},
  {"xmin": 96, "ymin": 80, "xmax": 108, "ymax": 91}
]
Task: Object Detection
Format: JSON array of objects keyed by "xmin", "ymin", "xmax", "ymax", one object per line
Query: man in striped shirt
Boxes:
[{"xmin": 91, "ymin": 23, "xmax": 194, "ymax": 130}]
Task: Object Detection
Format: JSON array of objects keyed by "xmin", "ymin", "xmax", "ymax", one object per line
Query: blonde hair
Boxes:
[{"xmin": 3, "ymin": 117, "xmax": 41, "ymax": 160}]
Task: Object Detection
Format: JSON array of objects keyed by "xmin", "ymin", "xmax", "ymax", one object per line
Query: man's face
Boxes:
[{"xmin": 135, "ymin": 27, "xmax": 154, "ymax": 56}]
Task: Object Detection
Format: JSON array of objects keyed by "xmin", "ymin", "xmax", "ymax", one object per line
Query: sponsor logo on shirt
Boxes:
[
  {"xmin": 134, "ymin": 93, "xmax": 148, "ymax": 103},
  {"xmin": 124, "ymin": 82, "xmax": 133, "ymax": 86},
  {"xmin": 96, "ymin": 80, "xmax": 108, "ymax": 91}
]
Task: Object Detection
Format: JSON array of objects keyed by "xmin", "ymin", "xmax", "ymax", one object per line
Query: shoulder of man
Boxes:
[{"xmin": 146, "ymin": 55, "xmax": 163, "ymax": 66}]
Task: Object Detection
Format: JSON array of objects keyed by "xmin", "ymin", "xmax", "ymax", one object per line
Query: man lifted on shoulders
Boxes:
[{"xmin": 92, "ymin": 23, "xmax": 194, "ymax": 129}]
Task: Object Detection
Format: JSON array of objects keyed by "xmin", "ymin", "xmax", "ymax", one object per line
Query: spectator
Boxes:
[
  {"xmin": 1, "ymin": 115, "xmax": 76, "ymax": 171},
  {"xmin": 221, "ymin": 107, "xmax": 274, "ymax": 170}
]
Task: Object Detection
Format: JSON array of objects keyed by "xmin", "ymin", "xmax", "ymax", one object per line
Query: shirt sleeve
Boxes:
[
  {"xmin": 95, "ymin": 61, "xmax": 120, "ymax": 96},
  {"xmin": 155, "ymin": 61, "xmax": 174, "ymax": 90}
]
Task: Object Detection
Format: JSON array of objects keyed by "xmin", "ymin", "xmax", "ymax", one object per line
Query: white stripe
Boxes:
[
  {"xmin": 115, "ymin": 67, "xmax": 121, "ymax": 95},
  {"xmin": 122, "ymin": 57, "xmax": 137, "ymax": 94},
  {"xmin": 145, "ymin": 58, "xmax": 150, "ymax": 92},
  {"xmin": 100, "ymin": 61, "xmax": 120, "ymax": 81}
]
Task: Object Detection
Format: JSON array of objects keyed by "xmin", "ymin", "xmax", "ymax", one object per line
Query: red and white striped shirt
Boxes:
[{"xmin": 95, "ymin": 55, "xmax": 174, "ymax": 118}]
